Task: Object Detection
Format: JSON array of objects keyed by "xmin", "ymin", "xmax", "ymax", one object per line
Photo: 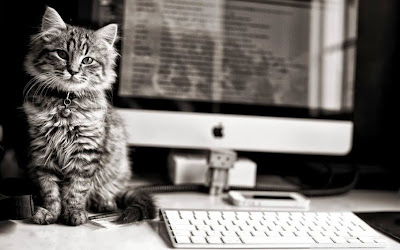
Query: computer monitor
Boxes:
[{"xmin": 99, "ymin": 0, "xmax": 358, "ymax": 156}]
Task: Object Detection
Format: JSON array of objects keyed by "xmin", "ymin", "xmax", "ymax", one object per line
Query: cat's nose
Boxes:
[{"xmin": 67, "ymin": 68, "xmax": 79, "ymax": 76}]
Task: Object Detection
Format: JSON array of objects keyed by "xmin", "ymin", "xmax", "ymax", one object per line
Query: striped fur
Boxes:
[{"xmin": 23, "ymin": 7, "xmax": 156, "ymax": 226}]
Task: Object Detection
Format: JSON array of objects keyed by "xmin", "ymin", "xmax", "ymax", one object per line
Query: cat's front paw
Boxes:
[
  {"xmin": 32, "ymin": 206, "xmax": 59, "ymax": 225},
  {"xmin": 62, "ymin": 209, "xmax": 88, "ymax": 226}
]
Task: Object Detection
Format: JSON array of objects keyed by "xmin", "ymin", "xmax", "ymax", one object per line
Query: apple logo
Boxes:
[{"xmin": 212, "ymin": 123, "xmax": 224, "ymax": 138}]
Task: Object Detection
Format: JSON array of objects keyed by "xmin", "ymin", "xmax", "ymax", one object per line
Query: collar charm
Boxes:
[{"xmin": 61, "ymin": 92, "xmax": 72, "ymax": 118}]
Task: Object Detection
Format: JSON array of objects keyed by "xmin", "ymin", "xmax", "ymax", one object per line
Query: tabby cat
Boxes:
[{"xmin": 23, "ymin": 7, "xmax": 156, "ymax": 226}]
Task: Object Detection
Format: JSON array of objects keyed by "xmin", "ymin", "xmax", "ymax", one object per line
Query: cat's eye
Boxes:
[
  {"xmin": 56, "ymin": 50, "xmax": 68, "ymax": 60},
  {"xmin": 82, "ymin": 57, "xmax": 94, "ymax": 65}
]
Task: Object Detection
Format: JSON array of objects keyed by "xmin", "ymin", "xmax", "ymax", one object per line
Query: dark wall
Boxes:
[
  {"xmin": 349, "ymin": 0, "xmax": 399, "ymax": 189},
  {"xmin": 353, "ymin": 0, "xmax": 398, "ymax": 167}
]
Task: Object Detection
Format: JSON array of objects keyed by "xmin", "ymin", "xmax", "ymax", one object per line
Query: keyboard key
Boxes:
[
  {"xmin": 194, "ymin": 211, "xmax": 208, "ymax": 219},
  {"xmin": 222, "ymin": 211, "xmax": 236, "ymax": 218},
  {"xmin": 221, "ymin": 236, "xmax": 242, "ymax": 244},
  {"xmin": 240, "ymin": 225, "xmax": 254, "ymax": 231},
  {"xmin": 313, "ymin": 236, "xmax": 334, "ymax": 244},
  {"xmin": 219, "ymin": 219, "xmax": 233, "ymax": 226},
  {"xmin": 196, "ymin": 225, "xmax": 211, "ymax": 231},
  {"xmin": 173, "ymin": 230, "xmax": 191, "ymax": 236},
  {"xmin": 206, "ymin": 231, "xmax": 221, "ymax": 237},
  {"xmin": 281, "ymin": 225, "xmax": 296, "ymax": 231},
  {"xmin": 222, "ymin": 231, "xmax": 238, "ymax": 237},
  {"xmin": 165, "ymin": 210, "xmax": 180, "ymax": 219},
  {"xmin": 335, "ymin": 231, "xmax": 350, "ymax": 237},
  {"xmin": 331, "ymin": 236, "xmax": 348, "ymax": 244},
  {"xmin": 180, "ymin": 211, "xmax": 194, "ymax": 219},
  {"xmin": 189, "ymin": 219, "xmax": 204, "ymax": 225},
  {"xmin": 268, "ymin": 225, "xmax": 282, "ymax": 231},
  {"xmin": 247, "ymin": 220, "xmax": 261, "ymax": 226},
  {"xmin": 206, "ymin": 236, "xmax": 222, "ymax": 244},
  {"xmin": 236, "ymin": 212, "xmax": 250, "ymax": 220},
  {"xmin": 308, "ymin": 231, "xmax": 323, "ymax": 238},
  {"xmin": 280, "ymin": 231, "xmax": 295, "ymax": 237},
  {"xmin": 251, "ymin": 231, "xmax": 266, "ymax": 237},
  {"xmin": 374, "ymin": 238, "xmax": 387, "ymax": 243},
  {"xmin": 241, "ymin": 236, "xmax": 315, "ymax": 244},
  {"xmin": 321, "ymin": 231, "xmax": 338, "ymax": 238},
  {"xmin": 171, "ymin": 225, "xmax": 196, "ymax": 231},
  {"xmin": 254, "ymin": 225, "xmax": 268, "ymax": 232},
  {"xmin": 204, "ymin": 219, "xmax": 219, "ymax": 226},
  {"xmin": 358, "ymin": 237, "xmax": 377, "ymax": 244},
  {"xmin": 175, "ymin": 236, "xmax": 191, "ymax": 244},
  {"xmin": 169, "ymin": 219, "xmax": 190, "ymax": 225},
  {"xmin": 191, "ymin": 230, "xmax": 207, "ymax": 237},
  {"xmin": 261, "ymin": 220, "xmax": 276, "ymax": 227},
  {"xmin": 289, "ymin": 212, "xmax": 303, "ymax": 217},
  {"xmin": 210, "ymin": 225, "xmax": 226, "ymax": 231},
  {"xmin": 208, "ymin": 211, "xmax": 222, "ymax": 219},
  {"xmin": 225, "ymin": 225, "xmax": 241, "ymax": 232},
  {"xmin": 294, "ymin": 231, "xmax": 309, "ymax": 237},
  {"xmin": 348, "ymin": 230, "xmax": 379, "ymax": 237},
  {"xmin": 190, "ymin": 236, "xmax": 207, "ymax": 244},
  {"xmin": 250, "ymin": 212, "xmax": 263, "ymax": 217},
  {"xmin": 237, "ymin": 231, "xmax": 252, "ymax": 238},
  {"xmin": 222, "ymin": 215, "xmax": 235, "ymax": 221},
  {"xmin": 309, "ymin": 226, "xmax": 324, "ymax": 232},
  {"xmin": 265, "ymin": 231, "xmax": 281, "ymax": 237},
  {"xmin": 233, "ymin": 220, "xmax": 247, "ymax": 226},
  {"xmin": 263, "ymin": 212, "xmax": 277, "ymax": 218},
  {"xmin": 346, "ymin": 238, "xmax": 361, "ymax": 244},
  {"xmin": 237, "ymin": 212, "xmax": 250, "ymax": 217}
]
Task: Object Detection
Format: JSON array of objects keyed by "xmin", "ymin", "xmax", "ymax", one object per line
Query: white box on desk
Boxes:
[{"xmin": 168, "ymin": 153, "xmax": 257, "ymax": 187}]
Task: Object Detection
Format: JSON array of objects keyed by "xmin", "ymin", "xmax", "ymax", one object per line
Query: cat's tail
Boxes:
[{"xmin": 116, "ymin": 189, "xmax": 157, "ymax": 223}]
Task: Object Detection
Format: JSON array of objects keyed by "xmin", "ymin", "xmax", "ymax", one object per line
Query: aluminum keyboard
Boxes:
[{"xmin": 160, "ymin": 209, "xmax": 387, "ymax": 248}]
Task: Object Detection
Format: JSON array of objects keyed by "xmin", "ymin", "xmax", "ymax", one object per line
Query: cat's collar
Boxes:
[
  {"xmin": 26, "ymin": 88, "xmax": 78, "ymax": 107},
  {"xmin": 45, "ymin": 89, "xmax": 78, "ymax": 100}
]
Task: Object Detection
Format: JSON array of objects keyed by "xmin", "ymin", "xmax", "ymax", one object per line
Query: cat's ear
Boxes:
[
  {"xmin": 41, "ymin": 7, "xmax": 66, "ymax": 32},
  {"xmin": 95, "ymin": 24, "xmax": 118, "ymax": 46}
]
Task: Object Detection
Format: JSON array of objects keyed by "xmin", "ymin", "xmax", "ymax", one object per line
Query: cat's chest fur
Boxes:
[{"xmin": 24, "ymin": 96, "xmax": 108, "ymax": 172}]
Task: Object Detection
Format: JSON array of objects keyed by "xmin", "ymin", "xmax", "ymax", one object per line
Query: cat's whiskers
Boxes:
[
  {"xmin": 43, "ymin": 80, "xmax": 54, "ymax": 98},
  {"xmin": 23, "ymin": 78, "xmax": 38, "ymax": 103},
  {"xmin": 23, "ymin": 77, "xmax": 38, "ymax": 97},
  {"xmin": 23, "ymin": 74, "xmax": 49, "ymax": 103},
  {"xmin": 36, "ymin": 77, "xmax": 51, "ymax": 97},
  {"xmin": 38, "ymin": 78, "xmax": 56, "ymax": 100},
  {"xmin": 23, "ymin": 73, "xmax": 46, "ymax": 97},
  {"xmin": 31, "ymin": 89, "xmax": 41, "ymax": 104},
  {"xmin": 32, "ymin": 80, "xmax": 48, "ymax": 104}
]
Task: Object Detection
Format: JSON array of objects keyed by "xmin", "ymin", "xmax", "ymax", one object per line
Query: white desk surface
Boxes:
[{"xmin": 1, "ymin": 189, "xmax": 400, "ymax": 250}]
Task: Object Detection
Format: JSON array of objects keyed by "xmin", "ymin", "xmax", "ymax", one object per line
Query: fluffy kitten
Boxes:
[{"xmin": 23, "ymin": 7, "xmax": 156, "ymax": 226}]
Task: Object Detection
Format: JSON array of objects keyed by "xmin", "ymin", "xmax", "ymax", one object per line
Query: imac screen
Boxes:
[{"xmin": 100, "ymin": 0, "xmax": 358, "ymax": 155}]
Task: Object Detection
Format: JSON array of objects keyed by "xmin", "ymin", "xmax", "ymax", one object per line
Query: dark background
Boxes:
[{"xmin": 0, "ymin": 0, "xmax": 398, "ymax": 189}]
